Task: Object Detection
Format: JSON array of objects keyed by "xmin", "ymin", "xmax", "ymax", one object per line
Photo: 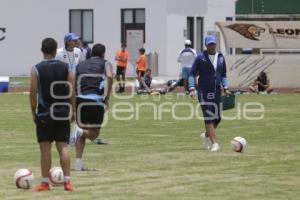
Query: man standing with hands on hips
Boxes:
[{"xmin": 189, "ymin": 35, "xmax": 230, "ymax": 152}]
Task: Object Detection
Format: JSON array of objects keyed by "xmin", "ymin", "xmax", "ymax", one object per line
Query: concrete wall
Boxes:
[
  {"xmin": 165, "ymin": 15, "xmax": 185, "ymax": 77},
  {"xmin": 226, "ymin": 54, "xmax": 300, "ymax": 88},
  {"xmin": 0, "ymin": 0, "xmax": 235, "ymax": 77},
  {"xmin": 1, "ymin": 0, "xmax": 70, "ymax": 76},
  {"xmin": 0, "ymin": 0, "xmax": 168, "ymax": 76},
  {"xmin": 167, "ymin": 0, "xmax": 207, "ymax": 15},
  {"xmin": 206, "ymin": 0, "xmax": 236, "ymax": 53},
  {"xmin": 164, "ymin": 0, "xmax": 236, "ymax": 76},
  {"xmin": 165, "ymin": 0, "xmax": 207, "ymax": 76}
]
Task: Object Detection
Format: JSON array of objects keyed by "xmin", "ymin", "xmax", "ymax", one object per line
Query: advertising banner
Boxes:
[{"xmin": 216, "ymin": 21, "xmax": 300, "ymax": 48}]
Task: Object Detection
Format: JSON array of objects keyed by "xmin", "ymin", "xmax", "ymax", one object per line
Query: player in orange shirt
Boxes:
[
  {"xmin": 136, "ymin": 48, "xmax": 146, "ymax": 82},
  {"xmin": 115, "ymin": 43, "xmax": 129, "ymax": 93}
]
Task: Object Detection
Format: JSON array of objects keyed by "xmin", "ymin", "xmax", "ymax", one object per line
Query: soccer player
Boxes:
[
  {"xmin": 137, "ymin": 68, "xmax": 152, "ymax": 94},
  {"xmin": 115, "ymin": 43, "xmax": 129, "ymax": 93},
  {"xmin": 136, "ymin": 48, "xmax": 146, "ymax": 83},
  {"xmin": 189, "ymin": 35, "xmax": 230, "ymax": 152},
  {"xmin": 29, "ymin": 38, "xmax": 75, "ymax": 191},
  {"xmin": 56, "ymin": 33, "xmax": 84, "ymax": 73},
  {"xmin": 177, "ymin": 39, "xmax": 197, "ymax": 93},
  {"xmin": 69, "ymin": 43, "xmax": 113, "ymax": 171},
  {"xmin": 249, "ymin": 71, "xmax": 273, "ymax": 94}
]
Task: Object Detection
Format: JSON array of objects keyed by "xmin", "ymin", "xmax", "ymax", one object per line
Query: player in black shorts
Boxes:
[
  {"xmin": 29, "ymin": 37, "xmax": 75, "ymax": 191},
  {"xmin": 115, "ymin": 43, "xmax": 129, "ymax": 93},
  {"xmin": 69, "ymin": 43, "xmax": 113, "ymax": 171}
]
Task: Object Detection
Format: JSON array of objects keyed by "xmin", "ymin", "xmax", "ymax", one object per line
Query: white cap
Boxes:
[{"xmin": 185, "ymin": 39, "xmax": 191, "ymax": 45}]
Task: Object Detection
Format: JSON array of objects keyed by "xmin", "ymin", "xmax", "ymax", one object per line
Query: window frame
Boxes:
[
  {"xmin": 121, "ymin": 8, "xmax": 146, "ymax": 43},
  {"xmin": 187, "ymin": 17, "xmax": 195, "ymax": 48},
  {"xmin": 69, "ymin": 9, "xmax": 94, "ymax": 43}
]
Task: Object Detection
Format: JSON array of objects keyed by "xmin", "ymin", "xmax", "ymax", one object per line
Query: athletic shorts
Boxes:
[
  {"xmin": 116, "ymin": 66, "xmax": 126, "ymax": 76},
  {"xmin": 36, "ymin": 118, "xmax": 70, "ymax": 143},
  {"xmin": 198, "ymin": 90, "xmax": 222, "ymax": 125},
  {"xmin": 76, "ymin": 97, "xmax": 105, "ymax": 128},
  {"xmin": 258, "ymin": 85, "xmax": 266, "ymax": 92}
]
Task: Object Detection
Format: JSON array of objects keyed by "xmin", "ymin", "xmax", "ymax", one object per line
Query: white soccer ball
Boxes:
[
  {"xmin": 231, "ymin": 136, "xmax": 247, "ymax": 152},
  {"xmin": 14, "ymin": 168, "xmax": 34, "ymax": 189},
  {"xmin": 49, "ymin": 167, "xmax": 64, "ymax": 186}
]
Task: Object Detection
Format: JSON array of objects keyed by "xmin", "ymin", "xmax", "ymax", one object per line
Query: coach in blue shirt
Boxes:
[{"xmin": 189, "ymin": 35, "xmax": 230, "ymax": 152}]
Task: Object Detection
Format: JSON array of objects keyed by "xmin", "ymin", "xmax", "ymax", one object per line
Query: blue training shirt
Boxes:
[{"xmin": 189, "ymin": 50, "xmax": 228, "ymax": 94}]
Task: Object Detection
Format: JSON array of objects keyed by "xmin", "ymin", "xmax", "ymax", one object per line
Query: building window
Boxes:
[
  {"xmin": 187, "ymin": 17, "xmax": 194, "ymax": 48},
  {"xmin": 135, "ymin": 9, "xmax": 145, "ymax": 23},
  {"xmin": 121, "ymin": 8, "xmax": 145, "ymax": 43},
  {"xmin": 124, "ymin": 10, "xmax": 134, "ymax": 23},
  {"xmin": 196, "ymin": 17, "xmax": 204, "ymax": 53},
  {"xmin": 226, "ymin": 17, "xmax": 233, "ymax": 21},
  {"xmin": 69, "ymin": 9, "xmax": 93, "ymax": 43}
]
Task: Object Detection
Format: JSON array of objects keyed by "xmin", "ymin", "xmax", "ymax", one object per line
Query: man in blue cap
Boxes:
[
  {"xmin": 56, "ymin": 33, "xmax": 84, "ymax": 73},
  {"xmin": 189, "ymin": 35, "xmax": 230, "ymax": 152}
]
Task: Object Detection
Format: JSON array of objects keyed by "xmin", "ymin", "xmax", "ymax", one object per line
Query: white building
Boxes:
[{"xmin": 0, "ymin": 0, "xmax": 235, "ymax": 76}]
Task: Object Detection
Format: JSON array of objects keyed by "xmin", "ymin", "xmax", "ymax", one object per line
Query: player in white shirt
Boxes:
[
  {"xmin": 56, "ymin": 33, "xmax": 84, "ymax": 73},
  {"xmin": 177, "ymin": 39, "xmax": 197, "ymax": 93}
]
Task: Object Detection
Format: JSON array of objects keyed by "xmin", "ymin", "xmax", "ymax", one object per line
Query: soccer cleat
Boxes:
[
  {"xmin": 30, "ymin": 182, "xmax": 49, "ymax": 192},
  {"xmin": 93, "ymin": 138, "xmax": 108, "ymax": 145},
  {"xmin": 211, "ymin": 143, "xmax": 220, "ymax": 152},
  {"xmin": 116, "ymin": 88, "xmax": 122, "ymax": 93},
  {"xmin": 64, "ymin": 182, "xmax": 74, "ymax": 191},
  {"xmin": 200, "ymin": 132, "xmax": 210, "ymax": 150},
  {"xmin": 74, "ymin": 165, "xmax": 89, "ymax": 172},
  {"xmin": 69, "ymin": 125, "xmax": 83, "ymax": 146},
  {"xmin": 74, "ymin": 159, "xmax": 89, "ymax": 171},
  {"xmin": 116, "ymin": 86, "xmax": 124, "ymax": 93}
]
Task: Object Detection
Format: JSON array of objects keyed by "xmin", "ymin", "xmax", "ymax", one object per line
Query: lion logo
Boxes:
[{"xmin": 226, "ymin": 24, "xmax": 265, "ymax": 41}]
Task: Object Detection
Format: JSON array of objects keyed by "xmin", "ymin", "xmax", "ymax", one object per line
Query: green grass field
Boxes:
[
  {"xmin": 0, "ymin": 92, "xmax": 299, "ymax": 200},
  {"xmin": 9, "ymin": 77, "xmax": 30, "ymax": 87}
]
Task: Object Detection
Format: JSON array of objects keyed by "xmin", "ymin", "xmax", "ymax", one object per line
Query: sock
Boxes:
[
  {"xmin": 75, "ymin": 158, "xmax": 82, "ymax": 164},
  {"xmin": 77, "ymin": 126, "xmax": 84, "ymax": 136},
  {"xmin": 64, "ymin": 176, "xmax": 71, "ymax": 183},
  {"xmin": 75, "ymin": 158, "xmax": 82, "ymax": 170},
  {"xmin": 42, "ymin": 177, "xmax": 49, "ymax": 184}
]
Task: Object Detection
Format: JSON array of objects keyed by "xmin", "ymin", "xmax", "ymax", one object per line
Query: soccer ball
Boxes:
[
  {"xmin": 49, "ymin": 167, "xmax": 64, "ymax": 186},
  {"xmin": 14, "ymin": 168, "xmax": 34, "ymax": 189},
  {"xmin": 231, "ymin": 136, "xmax": 247, "ymax": 152}
]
